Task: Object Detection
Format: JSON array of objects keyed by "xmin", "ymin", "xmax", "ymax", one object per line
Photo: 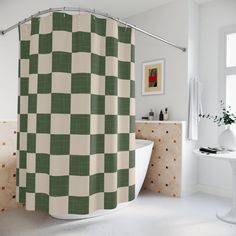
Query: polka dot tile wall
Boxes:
[
  {"xmin": 136, "ymin": 122, "xmax": 182, "ymax": 197},
  {"xmin": 0, "ymin": 120, "xmax": 182, "ymax": 212},
  {"xmin": 0, "ymin": 121, "xmax": 20, "ymax": 212}
]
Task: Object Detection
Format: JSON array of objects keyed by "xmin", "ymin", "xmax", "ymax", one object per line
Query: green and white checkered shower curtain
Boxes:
[{"xmin": 16, "ymin": 12, "xmax": 135, "ymax": 215}]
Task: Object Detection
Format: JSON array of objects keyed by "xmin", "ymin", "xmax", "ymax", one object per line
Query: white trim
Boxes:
[
  {"xmin": 179, "ymin": 180, "xmax": 232, "ymax": 199},
  {"xmin": 136, "ymin": 120, "xmax": 185, "ymax": 124},
  {"xmin": 219, "ymin": 25, "xmax": 236, "ymax": 99},
  {"xmin": 218, "ymin": 25, "xmax": 236, "ymax": 135},
  {"xmin": 197, "ymin": 184, "xmax": 231, "ymax": 199},
  {"xmin": 142, "ymin": 59, "xmax": 165, "ymax": 96},
  {"xmin": 226, "ymin": 67, "xmax": 236, "ymax": 76},
  {"xmin": 181, "ymin": 185, "xmax": 198, "ymax": 197}
]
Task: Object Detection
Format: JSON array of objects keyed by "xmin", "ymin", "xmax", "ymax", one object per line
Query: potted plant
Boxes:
[{"xmin": 199, "ymin": 100, "xmax": 236, "ymax": 150}]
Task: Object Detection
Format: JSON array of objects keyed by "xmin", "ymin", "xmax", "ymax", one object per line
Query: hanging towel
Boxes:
[{"xmin": 188, "ymin": 77, "xmax": 203, "ymax": 140}]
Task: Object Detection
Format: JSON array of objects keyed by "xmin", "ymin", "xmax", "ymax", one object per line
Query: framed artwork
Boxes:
[{"xmin": 142, "ymin": 59, "xmax": 164, "ymax": 95}]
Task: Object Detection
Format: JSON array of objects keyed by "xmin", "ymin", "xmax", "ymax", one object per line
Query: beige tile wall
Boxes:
[
  {"xmin": 136, "ymin": 121, "xmax": 182, "ymax": 197},
  {"xmin": 0, "ymin": 121, "xmax": 20, "ymax": 212},
  {"xmin": 0, "ymin": 120, "xmax": 183, "ymax": 212}
]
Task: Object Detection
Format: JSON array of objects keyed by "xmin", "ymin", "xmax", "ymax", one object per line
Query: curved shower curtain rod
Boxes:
[{"xmin": 0, "ymin": 6, "xmax": 187, "ymax": 52}]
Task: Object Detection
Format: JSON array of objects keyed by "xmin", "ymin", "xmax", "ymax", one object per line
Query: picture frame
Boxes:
[{"xmin": 142, "ymin": 59, "xmax": 165, "ymax": 95}]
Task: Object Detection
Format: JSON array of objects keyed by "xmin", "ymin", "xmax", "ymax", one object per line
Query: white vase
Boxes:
[{"xmin": 219, "ymin": 125, "xmax": 236, "ymax": 150}]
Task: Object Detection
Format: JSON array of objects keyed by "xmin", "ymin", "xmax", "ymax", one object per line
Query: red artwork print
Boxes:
[
  {"xmin": 149, "ymin": 75, "xmax": 157, "ymax": 82},
  {"xmin": 148, "ymin": 68, "xmax": 158, "ymax": 87}
]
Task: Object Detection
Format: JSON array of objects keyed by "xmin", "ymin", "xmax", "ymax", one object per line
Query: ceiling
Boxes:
[
  {"xmin": 0, "ymin": 0, "xmax": 216, "ymax": 26},
  {"xmin": 195, "ymin": 0, "xmax": 215, "ymax": 4},
  {"xmin": 0, "ymin": 0, "xmax": 176, "ymax": 26},
  {"xmin": 61, "ymin": 0, "xmax": 215, "ymax": 18},
  {"xmin": 49, "ymin": 0, "xmax": 176, "ymax": 19}
]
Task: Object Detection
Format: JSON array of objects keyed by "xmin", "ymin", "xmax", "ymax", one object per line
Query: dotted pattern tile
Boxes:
[
  {"xmin": 0, "ymin": 121, "xmax": 21, "ymax": 212},
  {"xmin": 0, "ymin": 120, "xmax": 181, "ymax": 212},
  {"xmin": 136, "ymin": 122, "xmax": 182, "ymax": 197}
]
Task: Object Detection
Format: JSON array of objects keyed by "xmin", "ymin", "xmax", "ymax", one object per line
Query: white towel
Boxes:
[{"xmin": 188, "ymin": 77, "xmax": 203, "ymax": 140}]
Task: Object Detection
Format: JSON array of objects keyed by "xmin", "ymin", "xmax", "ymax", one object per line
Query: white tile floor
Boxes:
[{"xmin": 1, "ymin": 191, "xmax": 236, "ymax": 236}]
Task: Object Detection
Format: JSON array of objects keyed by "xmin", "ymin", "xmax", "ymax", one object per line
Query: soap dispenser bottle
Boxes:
[
  {"xmin": 159, "ymin": 110, "xmax": 164, "ymax": 121},
  {"xmin": 164, "ymin": 107, "xmax": 169, "ymax": 120},
  {"xmin": 149, "ymin": 109, "xmax": 154, "ymax": 120}
]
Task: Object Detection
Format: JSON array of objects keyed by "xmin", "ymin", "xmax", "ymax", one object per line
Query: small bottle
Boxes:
[
  {"xmin": 164, "ymin": 107, "xmax": 169, "ymax": 120},
  {"xmin": 149, "ymin": 109, "xmax": 154, "ymax": 120},
  {"xmin": 159, "ymin": 110, "xmax": 164, "ymax": 121}
]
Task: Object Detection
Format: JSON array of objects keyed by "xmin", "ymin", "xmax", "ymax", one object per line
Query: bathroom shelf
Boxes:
[{"xmin": 136, "ymin": 120, "xmax": 185, "ymax": 124}]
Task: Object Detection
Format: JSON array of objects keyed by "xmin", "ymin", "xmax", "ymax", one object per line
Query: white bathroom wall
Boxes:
[
  {"xmin": 0, "ymin": 0, "xmax": 81, "ymax": 121},
  {"xmin": 3, "ymin": 0, "xmax": 233, "ymax": 198},
  {"xmin": 198, "ymin": 0, "xmax": 236, "ymax": 197},
  {"xmin": 127, "ymin": 0, "xmax": 199, "ymax": 195},
  {"xmin": 0, "ymin": 0, "xmax": 193, "ymax": 122},
  {"xmin": 0, "ymin": 0, "xmax": 199, "ymax": 196},
  {"xmin": 0, "ymin": 0, "xmax": 175, "ymax": 121},
  {"xmin": 183, "ymin": 0, "xmax": 200, "ymax": 196},
  {"xmin": 126, "ymin": 0, "xmax": 189, "ymax": 121},
  {"xmin": 187, "ymin": 1, "xmax": 200, "ymax": 79}
]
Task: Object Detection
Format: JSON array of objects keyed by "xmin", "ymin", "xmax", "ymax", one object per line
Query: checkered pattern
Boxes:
[{"xmin": 16, "ymin": 12, "xmax": 135, "ymax": 215}]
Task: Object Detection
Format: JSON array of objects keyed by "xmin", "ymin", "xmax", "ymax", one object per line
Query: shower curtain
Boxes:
[{"xmin": 16, "ymin": 12, "xmax": 135, "ymax": 214}]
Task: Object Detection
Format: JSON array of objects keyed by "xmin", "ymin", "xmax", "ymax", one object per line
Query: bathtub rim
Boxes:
[
  {"xmin": 135, "ymin": 139, "xmax": 154, "ymax": 150},
  {"xmin": 50, "ymin": 139, "xmax": 154, "ymax": 220}
]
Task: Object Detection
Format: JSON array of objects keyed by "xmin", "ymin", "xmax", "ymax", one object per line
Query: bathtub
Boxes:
[{"xmin": 51, "ymin": 139, "xmax": 153, "ymax": 220}]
